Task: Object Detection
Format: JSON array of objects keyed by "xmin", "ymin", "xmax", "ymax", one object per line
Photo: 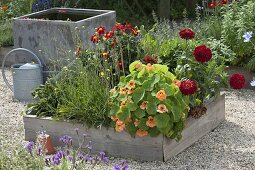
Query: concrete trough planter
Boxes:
[
  {"xmin": 13, "ymin": 8, "xmax": 116, "ymax": 77},
  {"xmin": 23, "ymin": 94, "xmax": 225, "ymax": 161}
]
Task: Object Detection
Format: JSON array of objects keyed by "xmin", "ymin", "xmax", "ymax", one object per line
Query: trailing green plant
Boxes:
[{"xmin": 109, "ymin": 61, "xmax": 190, "ymax": 140}]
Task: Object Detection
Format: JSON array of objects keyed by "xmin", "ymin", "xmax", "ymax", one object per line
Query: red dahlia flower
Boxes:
[
  {"xmin": 112, "ymin": 38, "xmax": 117, "ymax": 48},
  {"xmin": 221, "ymin": 0, "xmax": 228, "ymax": 4},
  {"xmin": 96, "ymin": 27, "xmax": 105, "ymax": 35},
  {"xmin": 143, "ymin": 56, "xmax": 157, "ymax": 64},
  {"xmin": 125, "ymin": 23, "xmax": 132, "ymax": 29},
  {"xmin": 179, "ymin": 29, "xmax": 195, "ymax": 40},
  {"xmin": 193, "ymin": 45, "xmax": 212, "ymax": 63},
  {"xmin": 131, "ymin": 28, "xmax": 139, "ymax": 36},
  {"xmin": 229, "ymin": 74, "xmax": 245, "ymax": 89},
  {"xmin": 90, "ymin": 35, "xmax": 99, "ymax": 43},
  {"xmin": 208, "ymin": 2, "xmax": 218, "ymax": 9},
  {"xmin": 105, "ymin": 31, "xmax": 114, "ymax": 39},
  {"xmin": 179, "ymin": 80, "xmax": 197, "ymax": 96}
]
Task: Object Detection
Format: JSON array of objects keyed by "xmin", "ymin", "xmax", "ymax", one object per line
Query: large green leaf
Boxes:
[
  {"xmin": 126, "ymin": 122, "xmax": 137, "ymax": 137},
  {"xmin": 129, "ymin": 60, "xmax": 142, "ymax": 73},
  {"xmin": 153, "ymin": 64, "xmax": 169, "ymax": 73},
  {"xmin": 127, "ymin": 102, "xmax": 138, "ymax": 111},
  {"xmin": 146, "ymin": 101, "xmax": 157, "ymax": 115},
  {"xmin": 138, "ymin": 118, "xmax": 149, "ymax": 130},
  {"xmin": 118, "ymin": 107, "xmax": 130, "ymax": 121},
  {"xmin": 134, "ymin": 108, "xmax": 146, "ymax": 118},
  {"xmin": 164, "ymin": 98, "xmax": 182, "ymax": 122},
  {"xmin": 155, "ymin": 114, "xmax": 170, "ymax": 128},
  {"xmin": 132, "ymin": 88, "xmax": 145, "ymax": 103},
  {"xmin": 109, "ymin": 104, "xmax": 119, "ymax": 116},
  {"xmin": 137, "ymin": 67, "xmax": 146, "ymax": 78},
  {"xmin": 148, "ymin": 127, "xmax": 161, "ymax": 137}
]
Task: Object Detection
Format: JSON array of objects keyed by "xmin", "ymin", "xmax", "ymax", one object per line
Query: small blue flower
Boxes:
[
  {"xmin": 243, "ymin": 31, "xmax": 253, "ymax": 42},
  {"xmin": 37, "ymin": 145, "xmax": 42, "ymax": 155},
  {"xmin": 99, "ymin": 151, "xmax": 106, "ymax": 156},
  {"xmin": 102, "ymin": 157, "xmax": 109, "ymax": 164},
  {"xmin": 78, "ymin": 153, "xmax": 84, "ymax": 160},
  {"xmin": 59, "ymin": 135, "xmax": 72, "ymax": 146},
  {"xmin": 65, "ymin": 149, "xmax": 70, "ymax": 155},
  {"xmin": 250, "ymin": 80, "xmax": 255, "ymax": 86},
  {"xmin": 52, "ymin": 154, "xmax": 61, "ymax": 165}
]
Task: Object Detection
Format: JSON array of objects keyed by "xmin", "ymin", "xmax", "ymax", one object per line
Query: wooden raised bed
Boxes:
[{"xmin": 23, "ymin": 94, "xmax": 225, "ymax": 161}]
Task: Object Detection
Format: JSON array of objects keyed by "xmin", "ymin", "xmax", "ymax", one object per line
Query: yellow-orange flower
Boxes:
[
  {"xmin": 136, "ymin": 129, "xmax": 148, "ymax": 137},
  {"xmin": 135, "ymin": 62, "xmax": 142, "ymax": 70},
  {"xmin": 126, "ymin": 80, "xmax": 135, "ymax": 89},
  {"xmin": 110, "ymin": 87, "xmax": 116, "ymax": 93},
  {"xmin": 134, "ymin": 119, "xmax": 140, "ymax": 127},
  {"xmin": 127, "ymin": 89, "xmax": 134, "ymax": 95},
  {"xmin": 2, "ymin": 5, "xmax": 7, "ymax": 11},
  {"xmin": 140, "ymin": 101, "xmax": 148, "ymax": 110},
  {"xmin": 111, "ymin": 116, "xmax": 118, "ymax": 121},
  {"xmin": 157, "ymin": 104, "xmax": 168, "ymax": 113},
  {"xmin": 120, "ymin": 87, "xmax": 127, "ymax": 95},
  {"xmin": 146, "ymin": 63, "xmax": 155, "ymax": 71},
  {"xmin": 173, "ymin": 79, "xmax": 181, "ymax": 87},
  {"xmin": 115, "ymin": 123, "xmax": 125, "ymax": 132},
  {"xmin": 146, "ymin": 116, "xmax": 156, "ymax": 128},
  {"xmin": 116, "ymin": 120, "xmax": 124, "ymax": 126},
  {"xmin": 156, "ymin": 90, "xmax": 167, "ymax": 101},
  {"xmin": 101, "ymin": 52, "xmax": 110, "ymax": 59},
  {"xmin": 120, "ymin": 101, "xmax": 127, "ymax": 108}
]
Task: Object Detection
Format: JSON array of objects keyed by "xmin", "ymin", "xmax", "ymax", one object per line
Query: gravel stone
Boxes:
[{"xmin": 0, "ymin": 69, "xmax": 254, "ymax": 169}]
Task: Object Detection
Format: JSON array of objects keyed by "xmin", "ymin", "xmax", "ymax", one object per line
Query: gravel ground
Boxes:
[{"xmin": 0, "ymin": 69, "xmax": 254, "ymax": 170}]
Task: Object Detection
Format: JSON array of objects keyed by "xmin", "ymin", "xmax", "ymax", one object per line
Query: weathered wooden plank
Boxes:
[
  {"xmin": 24, "ymin": 115, "xmax": 163, "ymax": 161},
  {"xmin": 163, "ymin": 94, "xmax": 225, "ymax": 161},
  {"xmin": 23, "ymin": 94, "xmax": 225, "ymax": 161}
]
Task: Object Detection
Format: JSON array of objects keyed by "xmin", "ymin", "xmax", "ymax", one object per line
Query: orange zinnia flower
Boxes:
[
  {"xmin": 146, "ymin": 63, "xmax": 155, "ymax": 71},
  {"xmin": 120, "ymin": 87, "xmax": 127, "ymax": 95},
  {"xmin": 173, "ymin": 79, "xmax": 181, "ymax": 87},
  {"xmin": 140, "ymin": 101, "xmax": 148, "ymax": 110},
  {"xmin": 146, "ymin": 116, "xmax": 156, "ymax": 128},
  {"xmin": 157, "ymin": 104, "xmax": 168, "ymax": 113},
  {"xmin": 101, "ymin": 52, "xmax": 110, "ymax": 59},
  {"xmin": 120, "ymin": 101, "xmax": 127, "ymax": 108},
  {"xmin": 136, "ymin": 129, "xmax": 148, "ymax": 137},
  {"xmin": 2, "ymin": 5, "xmax": 7, "ymax": 11},
  {"xmin": 156, "ymin": 90, "xmax": 167, "ymax": 101},
  {"xmin": 134, "ymin": 119, "xmax": 140, "ymax": 127},
  {"xmin": 126, "ymin": 80, "xmax": 135, "ymax": 89}
]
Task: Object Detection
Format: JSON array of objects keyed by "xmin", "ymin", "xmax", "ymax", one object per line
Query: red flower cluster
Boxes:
[
  {"xmin": 179, "ymin": 80, "xmax": 198, "ymax": 96},
  {"xmin": 229, "ymin": 74, "xmax": 245, "ymax": 89},
  {"xmin": 179, "ymin": 29, "xmax": 195, "ymax": 40},
  {"xmin": 193, "ymin": 45, "xmax": 212, "ymax": 63},
  {"xmin": 208, "ymin": 0, "xmax": 228, "ymax": 9},
  {"xmin": 90, "ymin": 23, "xmax": 139, "ymax": 45},
  {"xmin": 143, "ymin": 56, "xmax": 157, "ymax": 64}
]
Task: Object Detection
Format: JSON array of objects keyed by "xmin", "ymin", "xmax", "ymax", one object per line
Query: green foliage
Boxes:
[
  {"xmin": 221, "ymin": 0, "xmax": 255, "ymax": 71},
  {"xmin": 109, "ymin": 61, "xmax": 189, "ymax": 140},
  {"xmin": 26, "ymin": 58, "xmax": 111, "ymax": 127},
  {"xmin": 0, "ymin": 20, "xmax": 13, "ymax": 47}
]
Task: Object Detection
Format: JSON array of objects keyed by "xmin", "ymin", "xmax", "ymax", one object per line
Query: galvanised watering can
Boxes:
[{"xmin": 1, "ymin": 48, "xmax": 43, "ymax": 102}]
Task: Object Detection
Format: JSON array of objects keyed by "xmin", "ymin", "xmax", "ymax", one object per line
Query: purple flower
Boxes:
[
  {"xmin": 78, "ymin": 154, "xmax": 84, "ymax": 160},
  {"xmin": 120, "ymin": 159, "xmax": 126, "ymax": 164},
  {"xmin": 113, "ymin": 165, "xmax": 121, "ymax": 170},
  {"xmin": 59, "ymin": 135, "xmax": 72, "ymax": 146},
  {"xmin": 66, "ymin": 149, "xmax": 70, "ymax": 155},
  {"xmin": 243, "ymin": 31, "xmax": 253, "ymax": 42},
  {"xmin": 123, "ymin": 164, "xmax": 130, "ymax": 170},
  {"xmin": 102, "ymin": 157, "xmax": 109, "ymax": 164},
  {"xmin": 100, "ymin": 151, "xmax": 106, "ymax": 156},
  {"xmin": 56, "ymin": 150, "xmax": 65, "ymax": 159},
  {"xmin": 84, "ymin": 156, "xmax": 93, "ymax": 162},
  {"xmin": 25, "ymin": 141, "xmax": 34, "ymax": 152},
  {"xmin": 68, "ymin": 155, "xmax": 74, "ymax": 161},
  {"xmin": 52, "ymin": 154, "xmax": 61, "ymax": 165},
  {"xmin": 37, "ymin": 145, "xmax": 42, "ymax": 155}
]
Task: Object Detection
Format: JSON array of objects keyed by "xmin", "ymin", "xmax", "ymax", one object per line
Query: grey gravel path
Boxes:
[{"xmin": 0, "ymin": 70, "xmax": 254, "ymax": 170}]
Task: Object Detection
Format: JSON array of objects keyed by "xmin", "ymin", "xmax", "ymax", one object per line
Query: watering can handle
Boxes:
[{"xmin": 1, "ymin": 48, "xmax": 42, "ymax": 92}]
